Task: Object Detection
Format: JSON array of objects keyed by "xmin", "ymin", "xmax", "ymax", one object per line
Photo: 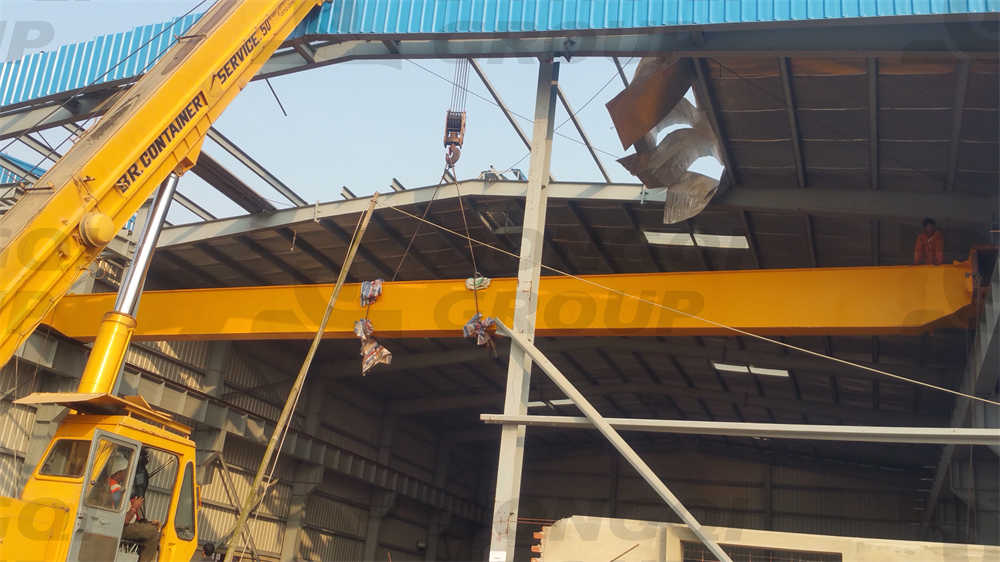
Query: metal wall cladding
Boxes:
[
  {"xmin": 222, "ymin": 350, "xmax": 260, "ymax": 390},
  {"xmin": 126, "ymin": 342, "xmax": 205, "ymax": 390},
  {"xmin": 299, "ymin": 528, "xmax": 364, "ymax": 561},
  {"xmin": 0, "ymin": 455, "xmax": 21, "ymax": 498},
  {"xmin": 200, "ymin": 461, "xmax": 293, "ymax": 520},
  {"xmin": 0, "ymin": 399, "xmax": 34, "ymax": 454},
  {"xmin": 197, "ymin": 450, "xmax": 290, "ymax": 556},
  {"xmin": 773, "ymin": 513, "xmax": 915, "ymax": 540},
  {"xmin": 197, "ymin": 503, "xmax": 286, "ymax": 555},
  {"xmin": 379, "ymin": 515, "xmax": 429, "ymax": 551},
  {"xmin": 222, "ymin": 352, "xmax": 285, "ymax": 422},
  {"xmin": 142, "ymin": 340, "xmax": 210, "ymax": 370},
  {"xmin": 305, "ymin": 494, "xmax": 368, "ymax": 537},
  {"xmin": 0, "ymin": 396, "xmax": 35, "ymax": 496},
  {"xmin": 221, "ymin": 435, "xmax": 298, "ymax": 482},
  {"xmin": 522, "ymin": 451, "xmax": 928, "ymax": 542},
  {"xmin": 3, "ymin": 1, "xmax": 997, "ymax": 108}
]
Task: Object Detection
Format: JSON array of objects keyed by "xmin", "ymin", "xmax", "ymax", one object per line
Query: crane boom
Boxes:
[{"xmin": 0, "ymin": 0, "xmax": 322, "ymax": 368}]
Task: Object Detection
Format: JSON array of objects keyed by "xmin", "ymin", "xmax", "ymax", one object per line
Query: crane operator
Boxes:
[{"xmin": 106, "ymin": 450, "xmax": 161, "ymax": 562}]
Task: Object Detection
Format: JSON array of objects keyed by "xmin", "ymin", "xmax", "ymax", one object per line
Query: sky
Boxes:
[{"xmin": 1, "ymin": 0, "xmax": 663, "ymax": 225}]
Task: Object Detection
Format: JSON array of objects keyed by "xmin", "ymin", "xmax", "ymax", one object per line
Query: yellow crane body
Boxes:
[
  {"xmin": 0, "ymin": 1, "xmax": 322, "ymax": 561},
  {"xmin": 1, "ymin": 394, "xmax": 197, "ymax": 562},
  {"xmin": 0, "ymin": 0, "xmax": 322, "ymax": 375},
  {"xmin": 45, "ymin": 262, "xmax": 974, "ymax": 341}
]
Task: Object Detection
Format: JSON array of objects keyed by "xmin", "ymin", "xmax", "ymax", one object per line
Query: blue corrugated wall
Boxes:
[{"xmin": 1, "ymin": 0, "xmax": 997, "ymax": 108}]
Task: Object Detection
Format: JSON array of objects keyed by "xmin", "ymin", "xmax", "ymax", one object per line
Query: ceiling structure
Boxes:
[{"xmin": 0, "ymin": 2, "xmax": 996, "ymax": 548}]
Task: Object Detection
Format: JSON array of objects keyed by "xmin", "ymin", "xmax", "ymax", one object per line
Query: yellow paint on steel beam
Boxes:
[{"xmin": 45, "ymin": 263, "xmax": 973, "ymax": 341}]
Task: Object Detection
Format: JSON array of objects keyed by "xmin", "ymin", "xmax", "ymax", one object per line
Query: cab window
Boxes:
[
  {"xmin": 174, "ymin": 462, "xmax": 196, "ymax": 541},
  {"xmin": 137, "ymin": 447, "xmax": 179, "ymax": 525},
  {"xmin": 83, "ymin": 440, "xmax": 136, "ymax": 511},
  {"xmin": 39, "ymin": 439, "xmax": 89, "ymax": 477}
]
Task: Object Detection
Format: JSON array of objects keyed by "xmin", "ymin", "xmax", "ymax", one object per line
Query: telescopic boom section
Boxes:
[{"xmin": 0, "ymin": 0, "xmax": 322, "ymax": 369}]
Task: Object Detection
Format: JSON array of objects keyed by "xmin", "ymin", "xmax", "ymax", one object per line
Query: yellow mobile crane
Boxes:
[{"xmin": 0, "ymin": 1, "xmax": 322, "ymax": 560}]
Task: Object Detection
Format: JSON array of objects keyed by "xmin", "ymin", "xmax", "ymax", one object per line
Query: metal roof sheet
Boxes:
[
  {"xmin": 0, "ymin": 153, "xmax": 46, "ymax": 184},
  {"xmin": 2, "ymin": 1, "xmax": 996, "ymax": 108}
]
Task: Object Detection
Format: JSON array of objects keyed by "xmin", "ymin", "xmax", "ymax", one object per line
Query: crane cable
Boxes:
[
  {"xmin": 379, "ymin": 201, "xmax": 1000, "ymax": 410},
  {"xmin": 444, "ymin": 60, "xmax": 482, "ymax": 316},
  {"xmin": 454, "ymin": 173, "xmax": 482, "ymax": 318}
]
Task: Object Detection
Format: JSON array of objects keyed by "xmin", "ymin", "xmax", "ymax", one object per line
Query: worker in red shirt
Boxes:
[
  {"xmin": 103, "ymin": 451, "xmax": 161, "ymax": 562},
  {"xmin": 914, "ymin": 217, "xmax": 944, "ymax": 265}
]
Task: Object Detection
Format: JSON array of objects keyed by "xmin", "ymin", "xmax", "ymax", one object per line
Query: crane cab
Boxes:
[{"xmin": 1, "ymin": 393, "xmax": 199, "ymax": 562}]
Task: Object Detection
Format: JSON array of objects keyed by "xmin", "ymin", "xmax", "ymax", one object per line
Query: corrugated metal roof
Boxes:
[
  {"xmin": 0, "ymin": 154, "xmax": 46, "ymax": 185},
  {"xmin": 0, "ymin": 13, "xmax": 201, "ymax": 108},
  {"xmin": 2, "ymin": 0, "xmax": 996, "ymax": 108},
  {"xmin": 294, "ymin": 0, "xmax": 1000, "ymax": 35}
]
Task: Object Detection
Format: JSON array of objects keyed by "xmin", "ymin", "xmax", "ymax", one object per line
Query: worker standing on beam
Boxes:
[{"xmin": 914, "ymin": 217, "xmax": 944, "ymax": 265}]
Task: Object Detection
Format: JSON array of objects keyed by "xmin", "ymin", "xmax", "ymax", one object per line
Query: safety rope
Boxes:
[{"xmin": 379, "ymin": 201, "xmax": 1000, "ymax": 409}]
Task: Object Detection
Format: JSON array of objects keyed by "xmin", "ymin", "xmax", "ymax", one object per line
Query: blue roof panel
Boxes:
[
  {"xmin": 0, "ymin": 0, "xmax": 995, "ymax": 110},
  {"xmin": 0, "ymin": 154, "xmax": 47, "ymax": 185}
]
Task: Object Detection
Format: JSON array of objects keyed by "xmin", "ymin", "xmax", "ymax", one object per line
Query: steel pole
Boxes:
[
  {"xmin": 495, "ymin": 320, "xmax": 734, "ymax": 562},
  {"xmin": 487, "ymin": 59, "xmax": 558, "ymax": 562}
]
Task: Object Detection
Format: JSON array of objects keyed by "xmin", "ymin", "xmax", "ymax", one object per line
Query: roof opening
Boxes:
[
  {"xmin": 692, "ymin": 233, "xmax": 749, "ymax": 249},
  {"xmin": 713, "ymin": 362, "xmax": 790, "ymax": 378},
  {"xmin": 644, "ymin": 231, "xmax": 695, "ymax": 246}
]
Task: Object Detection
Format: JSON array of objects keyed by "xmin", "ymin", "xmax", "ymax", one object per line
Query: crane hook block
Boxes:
[
  {"xmin": 444, "ymin": 110, "xmax": 466, "ymax": 167},
  {"xmin": 444, "ymin": 111, "xmax": 466, "ymax": 148}
]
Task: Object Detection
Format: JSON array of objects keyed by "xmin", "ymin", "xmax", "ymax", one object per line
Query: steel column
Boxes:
[
  {"xmin": 488, "ymin": 59, "xmax": 558, "ymax": 561},
  {"xmin": 278, "ymin": 466, "xmax": 322, "ymax": 562},
  {"xmin": 364, "ymin": 413, "xmax": 397, "ymax": 560},
  {"xmin": 922, "ymin": 261, "xmax": 1000, "ymax": 534},
  {"xmin": 495, "ymin": 320, "xmax": 733, "ymax": 562}
]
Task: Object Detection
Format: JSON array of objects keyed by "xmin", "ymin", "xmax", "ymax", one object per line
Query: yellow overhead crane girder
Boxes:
[{"xmin": 45, "ymin": 262, "xmax": 974, "ymax": 341}]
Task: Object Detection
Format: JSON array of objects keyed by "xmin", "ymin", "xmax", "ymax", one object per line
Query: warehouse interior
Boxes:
[{"xmin": 0, "ymin": 3, "xmax": 998, "ymax": 561}]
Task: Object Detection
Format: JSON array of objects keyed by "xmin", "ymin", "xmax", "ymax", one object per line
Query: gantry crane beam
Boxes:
[
  {"xmin": 45, "ymin": 262, "xmax": 973, "ymax": 341},
  {"xmin": 0, "ymin": 0, "xmax": 323, "ymax": 370}
]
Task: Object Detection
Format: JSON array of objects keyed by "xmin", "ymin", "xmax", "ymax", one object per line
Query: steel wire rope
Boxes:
[{"xmin": 405, "ymin": 59, "xmax": 628, "ymax": 163}]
